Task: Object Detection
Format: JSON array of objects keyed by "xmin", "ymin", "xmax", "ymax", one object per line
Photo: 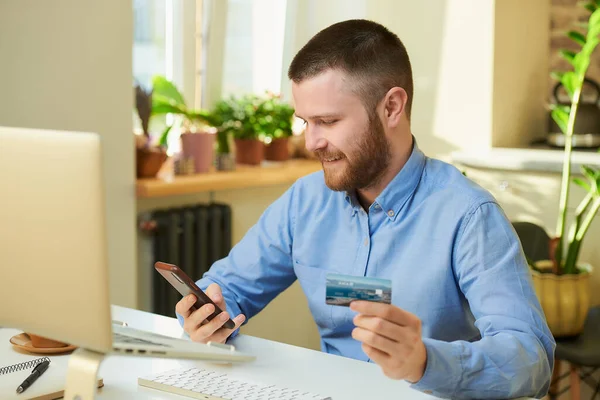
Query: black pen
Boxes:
[{"xmin": 16, "ymin": 360, "xmax": 50, "ymax": 394}]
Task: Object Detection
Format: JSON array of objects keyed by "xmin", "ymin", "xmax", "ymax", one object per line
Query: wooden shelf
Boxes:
[{"xmin": 136, "ymin": 159, "xmax": 322, "ymax": 198}]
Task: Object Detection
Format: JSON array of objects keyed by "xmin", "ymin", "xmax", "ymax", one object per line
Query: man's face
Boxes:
[{"xmin": 292, "ymin": 69, "xmax": 391, "ymax": 192}]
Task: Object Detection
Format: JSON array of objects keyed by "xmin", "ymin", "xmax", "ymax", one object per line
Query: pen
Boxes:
[{"xmin": 16, "ymin": 360, "xmax": 50, "ymax": 394}]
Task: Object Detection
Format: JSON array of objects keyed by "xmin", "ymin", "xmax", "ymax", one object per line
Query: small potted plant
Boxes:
[
  {"xmin": 532, "ymin": 2, "xmax": 600, "ymax": 337},
  {"xmin": 134, "ymin": 83, "xmax": 168, "ymax": 178},
  {"xmin": 226, "ymin": 94, "xmax": 265, "ymax": 166},
  {"xmin": 261, "ymin": 93, "xmax": 295, "ymax": 162},
  {"xmin": 151, "ymin": 76, "xmax": 217, "ymax": 174}
]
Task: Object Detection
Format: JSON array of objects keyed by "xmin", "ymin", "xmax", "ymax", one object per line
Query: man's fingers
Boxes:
[
  {"xmin": 175, "ymin": 294, "xmax": 197, "ymax": 319},
  {"xmin": 184, "ymin": 303, "xmax": 215, "ymax": 332},
  {"xmin": 353, "ymin": 315, "xmax": 405, "ymax": 342},
  {"xmin": 191, "ymin": 311, "xmax": 231, "ymax": 341},
  {"xmin": 350, "ymin": 301, "xmax": 419, "ymax": 328},
  {"xmin": 361, "ymin": 343, "xmax": 390, "ymax": 365},
  {"xmin": 210, "ymin": 314, "xmax": 246, "ymax": 343},
  {"xmin": 205, "ymin": 284, "xmax": 226, "ymax": 309},
  {"xmin": 352, "ymin": 327, "xmax": 397, "ymax": 355}
]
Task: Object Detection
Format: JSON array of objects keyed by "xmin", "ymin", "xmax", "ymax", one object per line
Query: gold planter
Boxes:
[{"xmin": 531, "ymin": 261, "xmax": 592, "ymax": 337}]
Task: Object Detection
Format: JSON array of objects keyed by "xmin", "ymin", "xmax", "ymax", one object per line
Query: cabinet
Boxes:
[{"xmin": 461, "ymin": 166, "xmax": 600, "ymax": 306}]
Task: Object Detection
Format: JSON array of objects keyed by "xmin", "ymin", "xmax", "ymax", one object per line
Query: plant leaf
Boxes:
[
  {"xmin": 152, "ymin": 76, "xmax": 186, "ymax": 108},
  {"xmin": 573, "ymin": 177, "xmax": 592, "ymax": 192},
  {"xmin": 568, "ymin": 30, "xmax": 587, "ymax": 46},
  {"xmin": 550, "ymin": 71, "xmax": 565, "ymax": 82},
  {"xmin": 560, "ymin": 50, "xmax": 576, "ymax": 65},
  {"xmin": 151, "ymin": 98, "xmax": 187, "ymax": 116},
  {"xmin": 158, "ymin": 124, "xmax": 173, "ymax": 148},
  {"xmin": 585, "ymin": 3, "xmax": 597, "ymax": 13},
  {"xmin": 550, "ymin": 105, "xmax": 570, "ymax": 133},
  {"xmin": 581, "ymin": 165, "xmax": 598, "ymax": 181},
  {"xmin": 187, "ymin": 110, "xmax": 222, "ymax": 127},
  {"xmin": 560, "ymin": 71, "xmax": 577, "ymax": 98}
]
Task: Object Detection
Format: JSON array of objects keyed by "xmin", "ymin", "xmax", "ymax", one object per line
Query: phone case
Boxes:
[{"xmin": 154, "ymin": 262, "xmax": 236, "ymax": 329}]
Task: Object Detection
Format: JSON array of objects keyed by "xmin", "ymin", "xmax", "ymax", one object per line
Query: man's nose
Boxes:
[{"xmin": 304, "ymin": 126, "xmax": 327, "ymax": 153}]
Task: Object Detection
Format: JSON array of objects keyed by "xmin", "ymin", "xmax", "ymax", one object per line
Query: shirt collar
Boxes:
[{"xmin": 344, "ymin": 136, "xmax": 426, "ymax": 221}]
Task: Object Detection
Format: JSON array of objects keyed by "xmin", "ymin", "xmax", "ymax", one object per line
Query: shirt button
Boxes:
[
  {"xmin": 364, "ymin": 239, "xmax": 369, "ymax": 246},
  {"xmin": 387, "ymin": 210, "xmax": 395, "ymax": 217},
  {"xmin": 374, "ymin": 204, "xmax": 381, "ymax": 210}
]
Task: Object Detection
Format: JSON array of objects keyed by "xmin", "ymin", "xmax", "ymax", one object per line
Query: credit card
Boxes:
[{"xmin": 325, "ymin": 273, "xmax": 392, "ymax": 306}]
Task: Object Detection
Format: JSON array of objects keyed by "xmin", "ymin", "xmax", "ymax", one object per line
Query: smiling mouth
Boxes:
[{"xmin": 321, "ymin": 157, "xmax": 342, "ymax": 163}]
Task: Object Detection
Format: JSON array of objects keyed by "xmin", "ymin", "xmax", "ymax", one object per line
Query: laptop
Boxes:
[{"xmin": 0, "ymin": 125, "xmax": 254, "ymax": 363}]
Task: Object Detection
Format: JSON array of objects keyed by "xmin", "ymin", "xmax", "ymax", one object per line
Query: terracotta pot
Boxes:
[
  {"xmin": 181, "ymin": 132, "xmax": 215, "ymax": 173},
  {"xmin": 27, "ymin": 333, "xmax": 68, "ymax": 348},
  {"xmin": 531, "ymin": 260, "xmax": 592, "ymax": 337},
  {"xmin": 234, "ymin": 138, "xmax": 264, "ymax": 165},
  {"xmin": 264, "ymin": 137, "xmax": 290, "ymax": 161},
  {"xmin": 136, "ymin": 147, "xmax": 168, "ymax": 178}
]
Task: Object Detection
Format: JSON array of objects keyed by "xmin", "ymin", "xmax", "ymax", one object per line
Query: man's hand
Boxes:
[
  {"xmin": 350, "ymin": 301, "xmax": 427, "ymax": 383},
  {"xmin": 176, "ymin": 283, "xmax": 245, "ymax": 344}
]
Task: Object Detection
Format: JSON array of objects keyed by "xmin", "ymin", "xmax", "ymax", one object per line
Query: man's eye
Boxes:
[{"xmin": 320, "ymin": 120, "xmax": 337, "ymax": 126}]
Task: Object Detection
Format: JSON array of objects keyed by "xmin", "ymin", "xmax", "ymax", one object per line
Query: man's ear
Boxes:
[{"xmin": 382, "ymin": 87, "xmax": 408, "ymax": 128}]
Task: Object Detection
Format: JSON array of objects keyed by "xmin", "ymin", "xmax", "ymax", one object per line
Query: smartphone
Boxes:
[{"xmin": 154, "ymin": 261, "xmax": 236, "ymax": 329}]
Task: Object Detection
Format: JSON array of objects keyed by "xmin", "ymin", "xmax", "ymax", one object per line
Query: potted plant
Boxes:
[
  {"xmin": 224, "ymin": 94, "xmax": 266, "ymax": 166},
  {"xmin": 151, "ymin": 76, "xmax": 217, "ymax": 174},
  {"xmin": 261, "ymin": 93, "xmax": 295, "ymax": 162},
  {"xmin": 134, "ymin": 83, "xmax": 168, "ymax": 178},
  {"xmin": 532, "ymin": 2, "xmax": 600, "ymax": 337}
]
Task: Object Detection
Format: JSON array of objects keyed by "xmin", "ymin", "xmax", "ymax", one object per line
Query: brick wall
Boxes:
[{"xmin": 549, "ymin": 0, "xmax": 600, "ymax": 100}]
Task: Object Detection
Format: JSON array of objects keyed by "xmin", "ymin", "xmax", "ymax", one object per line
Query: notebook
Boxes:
[{"xmin": 0, "ymin": 329, "xmax": 103, "ymax": 400}]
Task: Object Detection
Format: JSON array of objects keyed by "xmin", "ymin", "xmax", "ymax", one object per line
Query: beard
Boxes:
[{"xmin": 315, "ymin": 113, "xmax": 391, "ymax": 192}]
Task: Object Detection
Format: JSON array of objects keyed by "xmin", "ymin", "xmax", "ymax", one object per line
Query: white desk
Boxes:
[
  {"xmin": 0, "ymin": 306, "xmax": 438, "ymax": 399},
  {"xmin": 104, "ymin": 306, "xmax": 440, "ymax": 399}
]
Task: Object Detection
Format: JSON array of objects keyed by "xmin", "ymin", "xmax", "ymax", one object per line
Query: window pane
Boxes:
[
  {"xmin": 133, "ymin": 0, "xmax": 167, "ymax": 90},
  {"xmin": 222, "ymin": 0, "xmax": 287, "ymax": 97}
]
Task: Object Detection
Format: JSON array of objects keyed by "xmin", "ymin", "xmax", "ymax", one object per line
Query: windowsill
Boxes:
[
  {"xmin": 136, "ymin": 158, "xmax": 322, "ymax": 198},
  {"xmin": 452, "ymin": 147, "xmax": 600, "ymax": 174}
]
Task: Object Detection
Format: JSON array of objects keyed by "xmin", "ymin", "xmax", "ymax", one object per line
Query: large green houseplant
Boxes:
[{"xmin": 534, "ymin": 1, "xmax": 600, "ymax": 336}]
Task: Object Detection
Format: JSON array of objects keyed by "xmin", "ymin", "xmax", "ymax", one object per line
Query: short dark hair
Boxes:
[{"xmin": 288, "ymin": 19, "xmax": 414, "ymax": 120}]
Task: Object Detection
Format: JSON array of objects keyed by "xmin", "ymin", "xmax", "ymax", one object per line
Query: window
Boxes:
[{"xmin": 220, "ymin": 0, "xmax": 288, "ymax": 97}]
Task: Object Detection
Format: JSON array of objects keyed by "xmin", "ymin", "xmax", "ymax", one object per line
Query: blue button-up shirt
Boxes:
[{"xmin": 187, "ymin": 143, "xmax": 555, "ymax": 399}]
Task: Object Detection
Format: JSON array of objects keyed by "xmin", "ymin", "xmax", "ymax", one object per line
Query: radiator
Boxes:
[{"xmin": 146, "ymin": 203, "xmax": 232, "ymax": 317}]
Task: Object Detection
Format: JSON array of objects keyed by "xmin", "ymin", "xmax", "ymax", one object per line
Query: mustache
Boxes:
[{"xmin": 314, "ymin": 149, "xmax": 346, "ymax": 160}]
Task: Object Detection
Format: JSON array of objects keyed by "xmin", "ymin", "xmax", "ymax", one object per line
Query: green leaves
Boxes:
[
  {"xmin": 157, "ymin": 125, "xmax": 172, "ymax": 149},
  {"xmin": 584, "ymin": 2, "xmax": 597, "ymax": 14},
  {"xmin": 575, "ymin": 165, "xmax": 600, "ymax": 196},
  {"xmin": 152, "ymin": 76, "xmax": 186, "ymax": 108},
  {"xmin": 568, "ymin": 30, "xmax": 586, "ymax": 46},
  {"xmin": 573, "ymin": 177, "xmax": 592, "ymax": 192},
  {"xmin": 560, "ymin": 50, "xmax": 576, "ymax": 65},
  {"xmin": 550, "ymin": 104, "xmax": 570, "ymax": 134}
]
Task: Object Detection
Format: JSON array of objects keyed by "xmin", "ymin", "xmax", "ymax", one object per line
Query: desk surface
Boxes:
[{"xmin": 1, "ymin": 306, "xmax": 439, "ymax": 399}]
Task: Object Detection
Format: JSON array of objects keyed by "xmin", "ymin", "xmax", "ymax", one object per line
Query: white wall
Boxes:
[
  {"xmin": 0, "ymin": 0, "xmax": 137, "ymax": 307},
  {"xmin": 281, "ymin": 0, "xmax": 549, "ymax": 159}
]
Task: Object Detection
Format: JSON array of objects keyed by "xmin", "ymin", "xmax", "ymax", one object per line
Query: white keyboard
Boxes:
[{"xmin": 138, "ymin": 367, "xmax": 331, "ymax": 400}]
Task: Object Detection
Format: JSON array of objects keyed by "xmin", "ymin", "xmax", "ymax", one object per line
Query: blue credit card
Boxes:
[{"xmin": 325, "ymin": 273, "xmax": 392, "ymax": 307}]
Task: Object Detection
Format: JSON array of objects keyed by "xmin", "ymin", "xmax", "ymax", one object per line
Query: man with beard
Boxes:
[{"xmin": 176, "ymin": 19, "xmax": 554, "ymax": 399}]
